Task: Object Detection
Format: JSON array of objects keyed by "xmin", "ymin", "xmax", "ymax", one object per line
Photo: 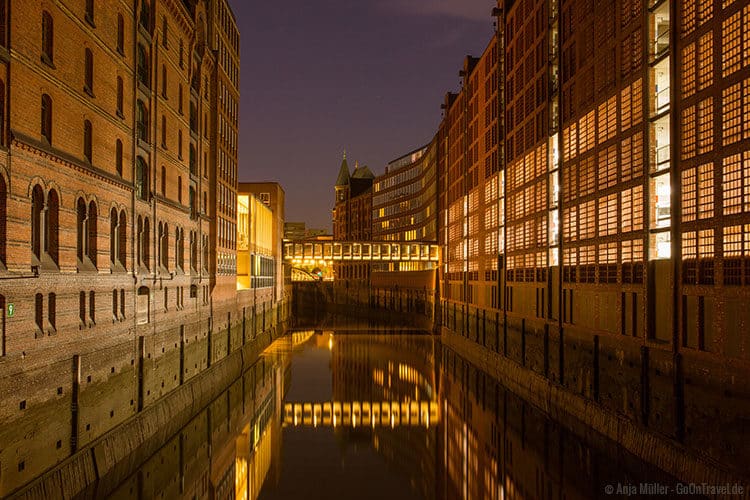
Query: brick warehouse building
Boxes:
[
  {"xmin": 438, "ymin": 0, "xmax": 750, "ymax": 482},
  {"xmin": 332, "ymin": 153, "xmax": 374, "ymax": 283},
  {"xmin": 0, "ymin": 1, "xmax": 288, "ymax": 495}
]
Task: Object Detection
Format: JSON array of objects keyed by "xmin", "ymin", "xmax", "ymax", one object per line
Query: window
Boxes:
[
  {"xmin": 41, "ymin": 94, "xmax": 52, "ymax": 143},
  {"xmin": 178, "ymin": 129, "xmax": 182, "ymax": 158},
  {"xmin": 161, "ymin": 64, "xmax": 167, "ymax": 97},
  {"xmin": 161, "ymin": 166, "xmax": 166, "ymax": 196},
  {"xmin": 175, "ymin": 227, "xmax": 184, "ymax": 270},
  {"xmin": 161, "ymin": 16, "xmax": 168, "ymax": 47},
  {"xmin": 112, "ymin": 290, "xmax": 118, "ymax": 320},
  {"xmin": 35, "ymin": 293, "xmax": 43, "ymax": 332},
  {"xmin": 116, "ymin": 77, "xmax": 123, "ymax": 116},
  {"xmin": 159, "ymin": 222, "xmax": 169, "ymax": 269},
  {"xmin": 137, "ymin": 100, "xmax": 148, "ymax": 142},
  {"xmin": 84, "ymin": 48, "xmax": 94, "ymax": 94},
  {"xmin": 142, "ymin": 217, "xmax": 150, "ymax": 270},
  {"xmin": 79, "ymin": 291, "xmax": 86, "ymax": 327},
  {"xmin": 89, "ymin": 291, "xmax": 95, "ymax": 325},
  {"xmin": 178, "ymin": 84, "xmax": 183, "ymax": 114},
  {"xmin": 32, "ymin": 187, "xmax": 59, "ymax": 266},
  {"xmin": 116, "ymin": 139, "xmax": 123, "ymax": 176},
  {"xmin": 139, "ymin": 0, "xmax": 150, "ymax": 31},
  {"xmin": 116, "ymin": 14, "xmax": 124, "ymax": 54},
  {"xmin": 136, "ymin": 157, "xmax": 149, "ymax": 201},
  {"xmin": 202, "ymin": 235, "xmax": 208, "ymax": 271},
  {"xmin": 177, "ymin": 176, "xmax": 182, "ymax": 203},
  {"xmin": 42, "ymin": 11, "xmax": 53, "ymax": 64},
  {"xmin": 76, "ymin": 198, "xmax": 97, "ymax": 267},
  {"xmin": 83, "ymin": 120, "xmax": 92, "ymax": 162},
  {"xmin": 0, "ymin": 174, "xmax": 4, "ymax": 267},
  {"xmin": 118, "ymin": 210, "xmax": 126, "ymax": 267},
  {"xmin": 48, "ymin": 292, "xmax": 56, "ymax": 332},
  {"xmin": 110, "ymin": 208, "xmax": 118, "ymax": 265},
  {"xmin": 31, "ymin": 185, "xmax": 44, "ymax": 260},
  {"xmin": 189, "ymin": 231, "xmax": 194, "ymax": 271},
  {"xmin": 85, "ymin": 0, "xmax": 94, "ymax": 25},
  {"xmin": 179, "ymin": 39, "xmax": 184, "ymax": 68},
  {"xmin": 137, "ymin": 44, "xmax": 149, "ymax": 88}
]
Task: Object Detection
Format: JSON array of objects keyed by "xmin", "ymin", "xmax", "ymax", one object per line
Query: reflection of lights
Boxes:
[
  {"xmin": 313, "ymin": 414, "xmax": 317, "ymax": 427},
  {"xmin": 328, "ymin": 337, "xmax": 333, "ymax": 351},
  {"xmin": 353, "ymin": 413, "xmax": 356, "ymax": 427},
  {"xmin": 391, "ymin": 413, "xmax": 395, "ymax": 428}
]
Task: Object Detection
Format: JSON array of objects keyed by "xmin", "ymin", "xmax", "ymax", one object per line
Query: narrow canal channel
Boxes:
[{"xmin": 98, "ymin": 322, "xmax": 684, "ymax": 499}]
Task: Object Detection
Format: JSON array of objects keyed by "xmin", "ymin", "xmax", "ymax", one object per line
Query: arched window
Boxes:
[
  {"xmin": 84, "ymin": 48, "xmax": 93, "ymax": 93},
  {"xmin": 143, "ymin": 217, "xmax": 150, "ymax": 270},
  {"xmin": 42, "ymin": 11, "xmax": 53, "ymax": 63},
  {"xmin": 41, "ymin": 94, "xmax": 52, "ymax": 143},
  {"xmin": 87, "ymin": 200, "xmax": 97, "ymax": 266},
  {"xmin": 110, "ymin": 207, "xmax": 118, "ymax": 264},
  {"xmin": 116, "ymin": 14, "xmax": 124, "ymax": 54},
  {"xmin": 76, "ymin": 198, "xmax": 87, "ymax": 262},
  {"xmin": 116, "ymin": 77, "xmax": 123, "ymax": 116},
  {"xmin": 83, "ymin": 120, "xmax": 92, "ymax": 162},
  {"xmin": 118, "ymin": 210, "xmax": 127, "ymax": 267},
  {"xmin": 137, "ymin": 44, "xmax": 149, "ymax": 88},
  {"xmin": 160, "ymin": 222, "xmax": 169, "ymax": 269},
  {"xmin": 190, "ymin": 231, "xmax": 196, "ymax": 271},
  {"xmin": 0, "ymin": 174, "xmax": 5, "ymax": 266},
  {"xmin": 137, "ymin": 215, "xmax": 143, "ymax": 266},
  {"xmin": 45, "ymin": 189, "xmax": 59, "ymax": 265},
  {"xmin": 116, "ymin": 139, "xmax": 123, "ymax": 176},
  {"xmin": 31, "ymin": 185, "xmax": 44, "ymax": 260},
  {"xmin": 161, "ymin": 166, "xmax": 166, "ymax": 196},
  {"xmin": 175, "ymin": 227, "xmax": 184, "ymax": 271},
  {"xmin": 202, "ymin": 235, "xmax": 208, "ymax": 271},
  {"xmin": 136, "ymin": 100, "xmax": 148, "ymax": 142},
  {"xmin": 136, "ymin": 157, "xmax": 148, "ymax": 200}
]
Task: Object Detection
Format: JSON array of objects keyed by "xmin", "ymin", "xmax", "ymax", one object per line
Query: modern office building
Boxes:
[
  {"xmin": 238, "ymin": 182, "xmax": 285, "ymax": 302},
  {"xmin": 372, "ymin": 140, "xmax": 438, "ymax": 263},
  {"xmin": 437, "ymin": 0, "xmax": 750, "ymax": 472}
]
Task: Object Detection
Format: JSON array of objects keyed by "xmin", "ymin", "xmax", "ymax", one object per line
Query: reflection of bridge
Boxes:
[
  {"xmin": 283, "ymin": 240, "xmax": 440, "ymax": 263},
  {"xmin": 283, "ymin": 400, "xmax": 439, "ymax": 428}
]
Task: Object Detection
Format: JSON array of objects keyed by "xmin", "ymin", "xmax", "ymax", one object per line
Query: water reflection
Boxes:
[{"xmin": 95, "ymin": 326, "xmax": 685, "ymax": 499}]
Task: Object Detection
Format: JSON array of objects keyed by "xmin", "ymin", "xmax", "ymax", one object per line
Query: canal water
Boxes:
[{"xmin": 100, "ymin": 324, "xmax": 685, "ymax": 499}]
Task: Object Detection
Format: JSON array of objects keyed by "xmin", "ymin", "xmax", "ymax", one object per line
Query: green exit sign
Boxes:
[{"xmin": 7, "ymin": 303, "xmax": 14, "ymax": 317}]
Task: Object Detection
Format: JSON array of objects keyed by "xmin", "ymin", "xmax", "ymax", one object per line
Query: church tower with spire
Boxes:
[{"xmin": 334, "ymin": 151, "xmax": 350, "ymax": 204}]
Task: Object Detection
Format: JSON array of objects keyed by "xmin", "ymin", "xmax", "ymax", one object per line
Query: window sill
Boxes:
[
  {"xmin": 84, "ymin": 86, "xmax": 95, "ymax": 98},
  {"xmin": 85, "ymin": 14, "xmax": 96, "ymax": 28}
]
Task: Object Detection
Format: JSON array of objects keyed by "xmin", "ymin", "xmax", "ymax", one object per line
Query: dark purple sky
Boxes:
[{"xmin": 228, "ymin": 0, "xmax": 495, "ymax": 231}]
